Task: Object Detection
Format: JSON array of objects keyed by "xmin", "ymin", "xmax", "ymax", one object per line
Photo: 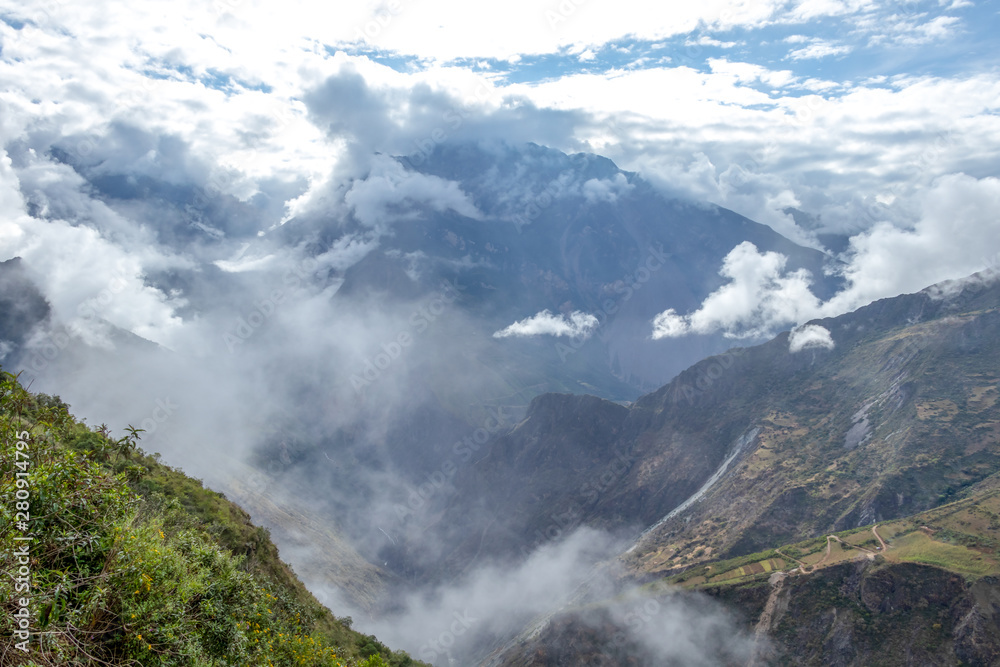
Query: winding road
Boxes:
[
  {"xmin": 775, "ymin": 526, "xmax": 887, "ymax": 574},
  {"xmin": 872, "ymin": 524, "xmax": 888, "ymax": 551}
]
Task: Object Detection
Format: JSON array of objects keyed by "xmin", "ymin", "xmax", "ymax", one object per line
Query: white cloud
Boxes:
[
  {"xmin": 862, "ymin": 12, "xmax": 963, "ymax": 46},
  {"xmin": 687, "ymin": 36, "xmax": 740, "ymax": 48},
  {"xmin": 0, "ymin": 147, "xmax": 190, "ymax": 348},
  {"xmin": 582, "ymin": 173, "xmax": 633, "ymax": 204},
  {"xmin": 788, "ymin": 0, "xmax": 872, "ymax": 22},
  {"xmin": 344, "ymin": 156, "xmax": 482, "ymax": 228},
  {"xmin": 651, "ymin": 242, "xmax": 822, "ymax": 339},
  {"xmin": 788, "ymin": 324, "xmax": 834, "ymax": 352},
  {"xmin": 1, "ymin": 0, "xmax": 996, "ymax": 359},
  {"xmin": 493, "ymin": 310, "xmax": 599, "ymax": 339},
  {"xmin": 822, "ymin": 173, "xmax": 1000, "ymax": 314},
  {"xmin": 787, "ymin": 39, "xmax": 852, "ymax": 60},
  {"xmin": 652, "ymin": 174, "xmax": 1000, "ymax": 342}
]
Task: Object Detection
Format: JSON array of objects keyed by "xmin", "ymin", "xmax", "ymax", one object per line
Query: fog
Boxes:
[{"xmin": 322, "ymin": 526, "xmax": 757, "ymax": 666}]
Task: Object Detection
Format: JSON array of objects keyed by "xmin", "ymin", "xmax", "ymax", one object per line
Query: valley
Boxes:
[{"xmin": 4, "ymin": 1, "xmax": 1000, "ymax": 663}]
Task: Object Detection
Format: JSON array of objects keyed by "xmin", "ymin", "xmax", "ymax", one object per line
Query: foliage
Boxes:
[{"xmin": 0, "ymin": 369, "xmax": 424, "ymax": 666}]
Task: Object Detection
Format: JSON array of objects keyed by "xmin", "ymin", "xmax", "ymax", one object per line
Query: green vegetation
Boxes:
[
  {"xmin": 890, "ymin": 531, "xmax": 995, "ymax": 577},
  {"xmin": 666, "ymin": 548, "xmax": 781, "ymax": 586},
  {"xmin": 0, "ymin": 369, "xmax": 423, "ymax": 666},
  {"xmin": 669, "ymin": 487, "xmax": 1000, "ymax": 593}
]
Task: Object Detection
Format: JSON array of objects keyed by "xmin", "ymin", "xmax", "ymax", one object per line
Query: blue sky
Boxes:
[{"xmin": 349, "ymin": 0, "xmax": 998, "ymax": 88}]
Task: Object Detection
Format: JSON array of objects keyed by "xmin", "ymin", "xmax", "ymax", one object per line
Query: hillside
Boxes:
[
  {"xmin": 412, "ymin": 271, "xmax": 1000, "ymax": 585},
  {"xmin": 472, "ymin": 271, "xmax": 1000, "ymax": 666},
  {"xmin": 0, "ymin": 369, "xmax": 424, "ymax": 667},
  {"xmin": 623, "ymin": 269, "xmax": 1000, "ymax": 575},
  {"xmin": 489, "ymin": 478, "xmax": 1000, "ymax": 666}
]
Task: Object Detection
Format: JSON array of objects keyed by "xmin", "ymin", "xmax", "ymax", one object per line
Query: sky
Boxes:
[
  {"xmin": 1, "ymin": 0, "xmax": 998, "ymax": 352},
  {"xmin": 0, "ymin": 0, "xmax": 1000, "ymax": 352}
]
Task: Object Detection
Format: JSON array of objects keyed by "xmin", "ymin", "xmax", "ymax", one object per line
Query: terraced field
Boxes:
[{"xmin": 667, "ymin": 485, "xmax": 1000, "ymax": 590}]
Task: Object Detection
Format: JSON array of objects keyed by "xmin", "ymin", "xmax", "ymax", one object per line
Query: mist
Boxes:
[{"xmin": 329, "ymin": 526, "xmax": 757, "ymax": 666}]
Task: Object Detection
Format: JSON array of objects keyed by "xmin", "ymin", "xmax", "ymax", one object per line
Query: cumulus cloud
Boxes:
[
  {"xmin": 653, "ymin": 174, "xmax": 1000, "ymax": 342},
  {"xmin": 651, "ymin": 242, "xmax": 822, "ymax": 339},
  {"xmin": 788, "ymin": 323, "xmax": 834, "ymax": 352},
  {"xmin": 344, "ymin": 156, "xmax": 482, "ymax": 228},
  {"xmin": 582, "ymin": 173, "xmax": 634, "ymax": 204},
  {"xmin": 494, "ymin": 310, "xmax": 600, "ymax": 339}
]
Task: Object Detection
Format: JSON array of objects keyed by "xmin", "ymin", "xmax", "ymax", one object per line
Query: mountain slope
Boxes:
[
  {"xmin": 489, "ymin": 475, "xmax": 1000, "ymax": 667},
  {"xmin": 6, "ymin": 141, "xmax": 844, "ymax": 588},
  {"xmin": 0, "ymin": 369, "xmax": 423, "ymax": 666},
  {"xmin": 625, "ymin": 270, "xmax": 1000, "ymax": 575},
  {"xmin": 313, "ymin": 141, "xmax": 841, "ymax": 395},
  {"xmin": 409, "ymin": 271, "xmax": 1000, "ymax": 589}
]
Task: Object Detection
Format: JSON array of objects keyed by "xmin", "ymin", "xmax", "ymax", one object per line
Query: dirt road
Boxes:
[{"xmin": 872, "ymin": 524, "xmax": 888, "ymax": 551}]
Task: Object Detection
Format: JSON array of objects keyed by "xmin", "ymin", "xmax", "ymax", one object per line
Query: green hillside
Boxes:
[
  {"xmin": 669, "ymin": 484, "xmax": 1000, "ymax": 591},
  {"xmin": 0, "ymin": 368, "xmax": 424, "ymax": 667}
]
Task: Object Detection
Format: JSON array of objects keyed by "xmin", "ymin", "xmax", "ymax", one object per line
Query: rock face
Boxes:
[{"xmin": 756, "ymin": 560, "xmax": 1000, "ymax": 666}]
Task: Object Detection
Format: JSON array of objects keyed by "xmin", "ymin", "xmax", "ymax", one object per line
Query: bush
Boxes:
[{"xmin": 0, "ymin": 369, "xmax": 422, "ymax": 666}]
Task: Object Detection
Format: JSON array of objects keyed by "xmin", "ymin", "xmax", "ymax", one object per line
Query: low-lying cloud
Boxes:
[
  {"xmin": 788, "ymin": 324, "xmax": 834, "ymax": 352},
  {"xmin": 494, "ymin": 309, "xmax": 600, "ymax": 339},
  {"xmin": 354, "ymin": 526, "xmax": 756, "ymax": 666}
]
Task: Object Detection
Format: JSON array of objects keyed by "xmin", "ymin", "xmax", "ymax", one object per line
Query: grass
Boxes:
[{"xmin": 890, "ymin": 530, "xmax": 997, "ymax": 577}]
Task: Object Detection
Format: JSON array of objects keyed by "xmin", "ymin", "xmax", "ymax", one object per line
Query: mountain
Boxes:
[
  {"xmin": 19, "ymin": 139, "xmax": 991, "ymax": 664},
  {"xmin": 5, "ymin": 141, "xmax": 842, "ymax": 571},
  {"xmin": 623, "ymin": 269, "xmax": 1000, "ymax": 573},
  {"xmin": 469, "ymin": 270, "xmax": 1000, "ymax": 665},
  {"xmin": 420, "ymin": 269, "xmax": 999, "ymax": 578},
  {"xmin": 241, "ymin": 141, "xmax": 844, "ymax": 572},
  {"xmin": 309, "ymin": 141, "xmax": 842, "ymax": 395}
]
